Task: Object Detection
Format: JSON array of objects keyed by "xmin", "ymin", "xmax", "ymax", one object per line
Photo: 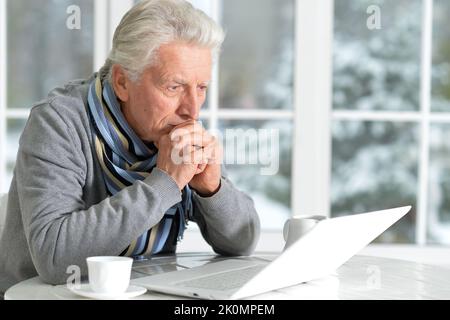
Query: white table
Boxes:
[{"xmin": 5, "ymin": 253, "xmax": 450, "ymax": 300}]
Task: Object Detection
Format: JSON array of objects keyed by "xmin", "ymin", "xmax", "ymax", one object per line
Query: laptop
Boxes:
[{"xmin": 133, "ymin": 206, "xmax": 411, "ymax": 300}]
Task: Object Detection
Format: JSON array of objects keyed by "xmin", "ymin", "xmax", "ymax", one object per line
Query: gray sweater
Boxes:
[{"xmin": 0, "ymin": 75, "xmax": 260, "ymax": 297}]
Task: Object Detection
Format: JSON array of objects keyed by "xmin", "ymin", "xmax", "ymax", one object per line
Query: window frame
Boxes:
[
  {"xmin": 0, "ymin": 0, "xmax": 7, "ymax": 191},
  {"xmin": 292, "ymin": 0, "xmax": 333, "ymax": 219}
]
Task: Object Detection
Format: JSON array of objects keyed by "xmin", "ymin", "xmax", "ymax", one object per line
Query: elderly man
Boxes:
[{"xmin": 0, "ymin": 0, "xmax": 260, "ymax": 297}]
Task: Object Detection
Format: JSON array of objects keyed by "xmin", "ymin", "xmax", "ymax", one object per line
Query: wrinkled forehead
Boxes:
[{"xmin": 150, "ymin": 42, "xmax": 213, "ymax": 83}]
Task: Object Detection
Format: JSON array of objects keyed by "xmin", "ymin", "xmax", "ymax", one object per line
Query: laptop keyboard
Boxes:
[{"xmin": 175, "ymin": 264, "xmax": 266, "ymax": 291}]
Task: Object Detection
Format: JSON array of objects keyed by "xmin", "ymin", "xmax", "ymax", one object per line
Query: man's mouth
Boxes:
[{"xmin": 163, "ymin": 124, "xmax": 176, "ymax": 134}]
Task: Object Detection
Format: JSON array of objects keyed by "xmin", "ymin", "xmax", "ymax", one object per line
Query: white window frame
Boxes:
[
  {"xmin": 94, "ymin": 0, "xmax": 135, "ymax": 70},
  {"xmin": 0, "ymin": 0, "xmax": 7, "ymax": 190},
  {"xmin": 94, "ymin": 0, "xmax": 109, "ymax": 72},
  {"xmin": 292, "ymin": 0, "xmax": 333, "ymax": 218}
]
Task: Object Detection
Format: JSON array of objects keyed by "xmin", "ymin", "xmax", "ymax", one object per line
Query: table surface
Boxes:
[{"xmin": 5, "ymin": 253, "xmax": 450, "ymax": 300}]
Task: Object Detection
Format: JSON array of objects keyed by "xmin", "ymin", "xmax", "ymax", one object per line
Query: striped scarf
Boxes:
[{"xmin": 87, "ymin": 75, "xmax": 192, "ymax": 257}]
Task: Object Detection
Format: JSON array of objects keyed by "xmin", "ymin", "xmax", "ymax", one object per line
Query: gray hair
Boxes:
[{"xmin": 100, "ymin": 0, "xmax": 225, "ymax": 82}]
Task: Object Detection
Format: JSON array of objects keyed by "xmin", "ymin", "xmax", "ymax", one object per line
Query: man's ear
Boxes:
[{"xmin": 111, "ymin": 64, "xmax": 130, "ymax": 102}]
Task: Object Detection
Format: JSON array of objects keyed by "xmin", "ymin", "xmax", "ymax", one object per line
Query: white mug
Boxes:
[
  {"xmin": 86, "ymin": 256, "xmax": 133, "ymax": 295},
  {"xmin": 283, "ymin": 215, "xmax": 327, "ymax": 251}
]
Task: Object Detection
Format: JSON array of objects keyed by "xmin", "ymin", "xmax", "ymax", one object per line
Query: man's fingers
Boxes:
[
  {"xmin": 184, "ymin": 138, "xmax": 221, "ymax": 159},
  {"xmin": 173, "ymin": 132, "xmax": 214, "ymax": 150},
  {"xmin": 170, "ymin": 121, "xmax": 204, "ymax": 140},
  {"xmin": 181, "ymin": 144, "xmax": 221, "ymax": 165},
  {"xmin": 160, "ymin": 121, "xmax": 222, "ymax": 167},
  {"xmin": 175, "ymin": 142, "xmax": 218, "ymax": 165},
  {"xmin": 203, "ymin": 143, "xmax": 223, "ymax": 164},
  {"xmin": 181, "ymin": 146, "xmax": 208, "ymax": 165}
]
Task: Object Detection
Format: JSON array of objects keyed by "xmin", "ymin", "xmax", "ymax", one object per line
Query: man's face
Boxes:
[{"xmin": 119, "ymin": 42, "xmax": 212, "ymax": 143}]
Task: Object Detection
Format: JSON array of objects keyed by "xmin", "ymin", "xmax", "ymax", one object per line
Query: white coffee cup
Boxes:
[
  {"xmin": 86, "ymin": 256, "xmax": 133, "ymax": 295},
  {"xmin": 283, "ymin": 215, "xmax": 327, "ymax": 251}
]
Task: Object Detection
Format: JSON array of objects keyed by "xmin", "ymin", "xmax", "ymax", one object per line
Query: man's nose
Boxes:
[{"xmin": 178, "ymin": 88, "xmax": 200, "ymax": 120}]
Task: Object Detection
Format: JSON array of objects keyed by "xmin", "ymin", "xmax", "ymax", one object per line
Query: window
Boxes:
[
  {"xmin": 332, "ymin": 0, "xmax": 450, "ymax": 245},
  {"xmin": 1, "ymin": 0, "xmax": 295, "ymax": 231},
  {"xmin": 217, "ymin": 0, "xmax": 295, "ymax": 229},
  {"xmin": 0, "ymin": 0, "xmax": 135, "ymax": 192},
  {"xmin": 428, "ymin": 0, "xmax": 450, "ymax": 244},
  {"xmin": 332, "ymin": 0, "xmax": 423, "ymax": 243},
  {"xmin": 3, "ymin": 0, "xmax": 450, "ymax": 245},
  {"xmin": 191, "ymin": 0, "xmax": 295, "ymax": 230},
  {"xmin": 1, "ymin": 0, "xmax": 94, "ymax": 191}
]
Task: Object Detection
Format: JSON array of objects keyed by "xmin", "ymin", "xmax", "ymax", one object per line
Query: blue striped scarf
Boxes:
[{"xmin": 87, "ymin": 75, "xmax": 192, "ymax": 257}]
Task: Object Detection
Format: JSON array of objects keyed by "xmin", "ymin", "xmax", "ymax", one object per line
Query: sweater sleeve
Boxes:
[
  {"xmin": 191, "ymin": 173, "xmax": 261, "ymax": 256},
  {"xmin": 15, "ymin": 103, "xmax": 182, "ymax": 285}
]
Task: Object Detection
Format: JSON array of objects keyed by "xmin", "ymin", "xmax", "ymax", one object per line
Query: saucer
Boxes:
[{"xmin": 69, "ymin": 284, "xmax": 147, "ymax": 300}]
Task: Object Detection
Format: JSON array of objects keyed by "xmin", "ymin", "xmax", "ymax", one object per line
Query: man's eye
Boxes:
[
  {"xmin": 168, "ymin": 85, "xmax": 181, "ymax": 92},
  {"xmin": 198, "ymin": 86, "xmax": 208, "ymax": 92}
]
